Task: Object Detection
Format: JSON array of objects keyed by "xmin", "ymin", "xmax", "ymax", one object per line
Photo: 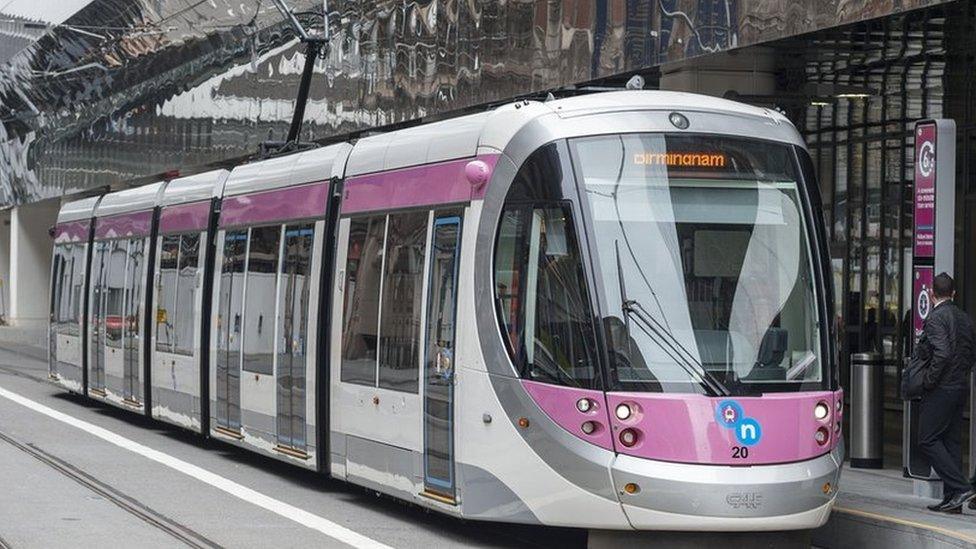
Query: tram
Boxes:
[{"xmin": 49, "ymin": 90, "xmax": 843, "ymax": 531}]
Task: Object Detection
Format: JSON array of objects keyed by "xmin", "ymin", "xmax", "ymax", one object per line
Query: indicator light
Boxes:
[
  {"xmin": 624, "ymin": 483, "xmax": 640, "ymax": 494},
  {"xmin": 814, "ymin": 402, "xmax": 830, "ymax": 420},
  {"xmin": 620, "ymin": 428, "xmax": 639, "ymax": 447},
  {"xmin": 518, "ymin": 417, "xmax": 530, "ymax": 428},
  {"xmin": 822, "ymin": 482, "xmax": 832, "ymax": 494},
  {"xmin": 577, "ymin": 398, "xmax": 593, "ymax": 413},
  {"xmin": 581, "ymin": 421, "xmax": 597, "ymax": 435},
  {"xmin": 615, "ymin": 403, "xmax": 633, "ymax": 421},
  {"xmin": 836, "ymin": 399, "xmax": 842, "ymax": 412}
]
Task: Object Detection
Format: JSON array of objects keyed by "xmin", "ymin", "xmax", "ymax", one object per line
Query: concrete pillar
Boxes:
[
  {"xmin": 0, "ymin": 209, "xmax": 10, "ymax": 321},
  {"xmin": 659, "ymin": 47, "xmax": 777, "ymax": 98},
  {"xmin": 9, "ymin": 199, "xmax": 58, "ymax": 327}
]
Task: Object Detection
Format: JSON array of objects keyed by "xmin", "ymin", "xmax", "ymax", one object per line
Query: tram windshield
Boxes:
[{"xmin": 571, "ymin": 134, "xmax": 824, "ymax": 395}]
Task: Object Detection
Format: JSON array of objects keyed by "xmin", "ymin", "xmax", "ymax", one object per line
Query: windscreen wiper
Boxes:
[{"xmin": 614, "ymin": 242, "xmax": 730, "ymax": 397}]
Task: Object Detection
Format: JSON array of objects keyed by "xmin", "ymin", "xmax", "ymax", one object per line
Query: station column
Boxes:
[{"xmin": 8, "ymin": 199, "xmax": 58, "ymax": 330}]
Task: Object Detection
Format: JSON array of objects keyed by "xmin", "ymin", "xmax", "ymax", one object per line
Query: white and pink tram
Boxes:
[{"xmin": 49, "ymin": 90, "xmax": 843, "ymax": 531}]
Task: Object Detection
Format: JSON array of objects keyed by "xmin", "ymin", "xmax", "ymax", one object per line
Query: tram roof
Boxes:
[
  {"xmin": 56, "ymin": 195, "xmax": 102, "ymax": 223},
  {"xmin": 161, "ymin": 169, "xmax": 229, "ymax": 207},
  {"xmin": 221, "ymin": 142, "xmax": 352, "ymax": 198},
  {"xmin": 59, "ymin": 90, "xmax": 802, "ymax": 216},
  {"xmin": 345, "ymin": 90, "xmax": 798, "ymax": 177},
  {"xmin": 94, "ymin": 181, "xmax": 167, "ymax": 218}
]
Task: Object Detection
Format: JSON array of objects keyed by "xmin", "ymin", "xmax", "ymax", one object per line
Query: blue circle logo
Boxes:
[
  {"xmin": 716, "ymin": 400, "xmax": 744, "ymax": 428},
  {"xmin": 735, "ymin": 417, "xmax": 763, "ymax": 446}
]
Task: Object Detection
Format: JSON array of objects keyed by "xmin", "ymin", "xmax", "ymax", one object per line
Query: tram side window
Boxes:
[
  {"xmin": 494, "ymin": 204, "xmax": 599, "ymax": 388},
  {"xmin": 242, "ymin": 226, "xmax": 280, "ymax": 375},
  {"xmin": 378, "ymin": 211, "xmax": 428, "ymax": 393},
  {"xmin": 52, "ymin": 245, "xmax": 75, "ymax": 335},
  {"xmin": 68, "ymin": 245, "xmax": 86, "ymax": 333},
  {"xmin": 277, "ymin": 224, "xmax": 314, "ymax": 363},
  {"xmin": 216, "ymin": 230, "xmax": 248, "ymax": 374},
  {"xmin": 106, "ymin": 240, "xmax": 128, "ymax": 348},
  {"xmin": 341, "ymin": 216, "xmax": 386, "ymax": 386},
  {"xmin": 50, "ymin": 246, "xmax": 63, "ymax": 327},
  {"xmin": 156, "ymin": 235, "xmax": 179, "ymax": 352},
  {"xmin": 155, "ymin": 233, "xmax": 201, "ymax": 355},
  {"xmin": 125, "ymin": 238, "xmax": 146, "ymax": 348},
  {"xmin": 175, "ymin": 233, "xmax": 200, "ymax": 355}
]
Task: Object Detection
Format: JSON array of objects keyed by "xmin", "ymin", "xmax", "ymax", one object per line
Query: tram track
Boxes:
[{"xmin": 0, "ymin": 429, "xmax": 223, "ymax": 549}]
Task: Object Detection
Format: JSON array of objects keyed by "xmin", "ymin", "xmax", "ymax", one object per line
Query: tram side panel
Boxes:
[
  {"xmin": 150, "ymin": 201, "xmax": 213, "ymax": 432},
  {"xmin": 49, "ymin": 221, "xmax": 92, "ymax": 394},
  {"xmin": 329, "ymin": 169, "xmax": 475, "ymax": 506},
  {"xmin": 87, "ymin": 213, "xmax": 153, "ymax": 414},
  {"xmin": 208, "ymin": 181, "xmax": 327, "ymax": 469}
]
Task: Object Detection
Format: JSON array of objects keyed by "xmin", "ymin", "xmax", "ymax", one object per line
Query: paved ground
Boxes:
[
  {"xmin": 0, "ymin": 344, "xmax": 586, "ymax": 549},
  {"xmin": 7, "ymin": 337, "xmax": 976, "ymax": 549}
]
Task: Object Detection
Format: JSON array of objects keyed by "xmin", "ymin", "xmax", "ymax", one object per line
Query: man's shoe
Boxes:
[
  {"xmin": 928, "ymin": 495, "xmax": 950, "ymax": 511},
  {"xmin": 937, "ymin": 489, "xmax": 976, "ymax": 512}
]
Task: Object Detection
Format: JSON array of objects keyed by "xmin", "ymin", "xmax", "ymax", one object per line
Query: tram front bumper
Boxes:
[{"xmin": 611, "ymin": 441, "xmax": 843, "ymax": 531}]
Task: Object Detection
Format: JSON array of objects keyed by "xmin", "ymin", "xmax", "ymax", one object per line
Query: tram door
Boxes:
[
  {"xmin": 276, "ymin": 224, "xmax": 314, "ymax": 451},
  {"xmin": 215, "ymin": 230, "xmax": 247, "ymax": 433},
  {"xmin": 422, "ymin": 215, "xmax": 461, "ymax": 499},
  {"xmin": 335, "ymin": 208, "xmax": 464, "ymax": 495}
]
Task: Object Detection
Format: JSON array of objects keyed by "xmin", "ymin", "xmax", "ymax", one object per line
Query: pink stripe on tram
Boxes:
[
  {"xmin": 94, "ymin": 210, "xmax": 153, "ymax": 239},
  {"xmin": 521, "ymin": 380, "xmax": 615, "ymax": 451},
  {"xmin": 341, "ymin": 154, "xmax": 500, "ymax": 214},
  {"xmin": 220, "ymin": 181, "xmax": 330, "ymax": 228},
  {"xmin": 160, "ymin": 200, "xmax": 211, "ymax": 234},
  {"xmin": 605, "ymin": 390, "xmax": 842, "ymax": 465},
  {"xmin": 54, "ymin": 220, "xmax": 91, "ymax": 243}
]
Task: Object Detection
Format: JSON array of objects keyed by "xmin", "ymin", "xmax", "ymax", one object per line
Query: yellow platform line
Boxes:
[{"xmin": 833, "ymin": 505, "xmax": 976, "ymax": 544}]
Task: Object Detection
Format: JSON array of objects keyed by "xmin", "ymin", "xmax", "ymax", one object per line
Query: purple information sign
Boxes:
[
  {"xmin": 913, "ymin": 123, "xmax": 937, "ymax": 258},
  {"xmin": 913, "ymin": 266, "xmax": 934, "ymax": 342}
]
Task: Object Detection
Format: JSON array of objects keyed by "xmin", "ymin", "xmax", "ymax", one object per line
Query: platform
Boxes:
[{"xmin": 814, "ymin": 466, "xmax": 976, "ymax": 548}]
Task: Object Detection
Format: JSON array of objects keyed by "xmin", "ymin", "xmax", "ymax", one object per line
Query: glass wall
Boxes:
[{"xmin": 794, "ymin": 6, "xmax": 949, "ymax": 463}]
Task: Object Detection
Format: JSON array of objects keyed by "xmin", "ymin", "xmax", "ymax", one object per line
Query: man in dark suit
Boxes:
[{"xmin": 915, "ymin": 273, "xmax": 976, "ymax": 513}]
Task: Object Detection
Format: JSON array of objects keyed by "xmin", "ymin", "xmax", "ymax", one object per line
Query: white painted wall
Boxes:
[
  {"xmin": 0, "ymin": 209, "xmax": 11, "ymax": 320},
  {"xmin": 9, "ymin": 199, "xmax": 58, "ymax": 326}
]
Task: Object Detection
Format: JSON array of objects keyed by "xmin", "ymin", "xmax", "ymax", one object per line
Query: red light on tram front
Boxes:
[{"xmin": 815, "ymin": 426, "xmax": 830, "ymax": 446}]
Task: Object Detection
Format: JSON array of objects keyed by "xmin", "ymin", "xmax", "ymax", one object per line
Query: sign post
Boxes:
[{"xmin": 904, "ymin": 119, "xmax": 956, "ymax": 497}]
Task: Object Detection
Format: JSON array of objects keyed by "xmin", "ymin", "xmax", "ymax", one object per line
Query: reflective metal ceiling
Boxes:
[{"xmin": 0, "ymin": 0, "xmax": 953, "ymax": 206}]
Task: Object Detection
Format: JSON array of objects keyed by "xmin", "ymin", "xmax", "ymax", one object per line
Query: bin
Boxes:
[{"xmin": 850, "ymin": 352, "xmax": 884, "ymax": 469}]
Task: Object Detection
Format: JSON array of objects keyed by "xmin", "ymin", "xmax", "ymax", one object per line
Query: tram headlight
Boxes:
[
  {"xmin": 576, "ymin": 398, "xmax": 593, "ymax": 413},
  {"xmin": 814, "ymin": 401, "xmax": 830, "ymax": 421},
  {"xmin": 815, "ymin": 426, "xmax": 830, "ymax": 446},
  {"xmin": 619, "ymin": 428, "xmax": 639, "ymax": 448},
  {"xmin": 615, "ymin": 403, "xmax": 633, "ymax": 421},
  {"xmin": 581, "ymin": 421, "xmax": 597, "ymax": 435}
]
